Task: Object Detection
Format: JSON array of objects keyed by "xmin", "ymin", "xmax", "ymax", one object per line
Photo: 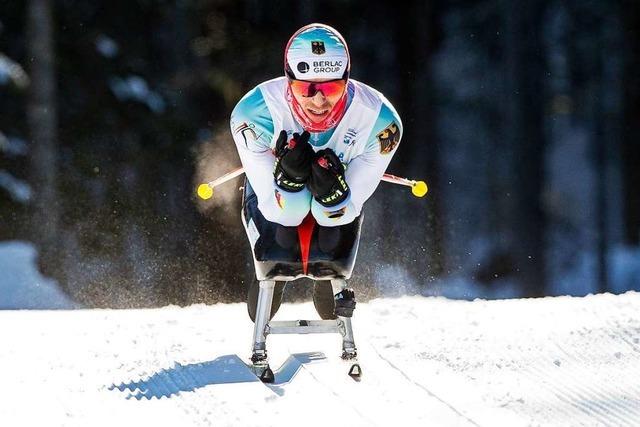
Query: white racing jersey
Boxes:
[{"xmin": 230, "ymin": 77, "xmax": 402, "ymax": 227}]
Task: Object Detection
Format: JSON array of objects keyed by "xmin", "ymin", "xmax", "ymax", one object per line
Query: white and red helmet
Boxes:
[{"xmin": 284, "ymin": 24, "xmax": 351, "ymax": 132}]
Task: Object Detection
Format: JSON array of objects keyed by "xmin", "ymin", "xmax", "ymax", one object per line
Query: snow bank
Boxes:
[
  {"xmin": 0, "ymin": 53, "xmax": 29, "ymax": 88},
  {"xmin": 0, "ymin": 241, "xmax": 77, "ymax": 309},
  {"xmin": 109, "ymin": 75, "xmax": 166, "ymax": 113}
]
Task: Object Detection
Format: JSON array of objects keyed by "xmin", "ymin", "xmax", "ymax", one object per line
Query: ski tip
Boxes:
[
  {"xmin": 259, "ymin": 366, "xmax": 275, "ymax": 383},
  {"xmin": 348, "ymin": 363, "xmax": 362, "ymax": 382}
]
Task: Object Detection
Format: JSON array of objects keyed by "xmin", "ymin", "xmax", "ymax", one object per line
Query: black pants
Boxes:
[{"xmin": 274, "ymin": 223, "xmax": 342, "ymax": 253}]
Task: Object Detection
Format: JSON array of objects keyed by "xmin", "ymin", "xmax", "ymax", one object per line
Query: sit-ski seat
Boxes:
[
  {"xmin": 241, "ymin": 180, "xmax": 362, "ymax": 281},
  {"xmin": 240, "ymin": 180, "xmax": 362, "ymax": 382}
]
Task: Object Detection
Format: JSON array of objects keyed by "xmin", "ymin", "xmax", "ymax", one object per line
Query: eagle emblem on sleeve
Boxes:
[{"xmin": 376, "ymin": 122, "xmax": 400, "ymax": 155}]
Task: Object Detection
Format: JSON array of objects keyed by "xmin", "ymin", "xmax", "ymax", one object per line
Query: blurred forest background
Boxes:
[{"xmin": 1, "ymin": 0, "xmax": 639, "ymax": 308}]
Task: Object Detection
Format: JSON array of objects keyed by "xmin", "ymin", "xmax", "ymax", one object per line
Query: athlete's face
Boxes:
[{"xmin": 289, "ymin": 79, "xmax": 347, "ymax": 123}]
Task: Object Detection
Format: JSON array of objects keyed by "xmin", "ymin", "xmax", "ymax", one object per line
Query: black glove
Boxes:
[
  {"xmin": 334, "ymin": 288, "xmax": 356, "ymax": 317},
  {"xmin": 307, "ymin": 148, "xmax": 350, "ymax": 207},
  {"xmin": 273, "ymin": 130, "xmax": 314, "ymax": 192}
]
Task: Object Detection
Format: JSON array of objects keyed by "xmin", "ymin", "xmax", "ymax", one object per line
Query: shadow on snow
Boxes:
[{"xmin": 109, "ymin": 352, "xmax": 326, "ymax": 399}]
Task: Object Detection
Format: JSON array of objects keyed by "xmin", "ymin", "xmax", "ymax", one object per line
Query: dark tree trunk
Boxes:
[
  {"xmin": 503, "ymin": 0, "xmax": 546, "ymax": 296},
  {"xmin": 395, "ymin": 0, "xmax": 444, "ymax": 279},
  {"xmin": 594, "ymin": 43, "xmax": 609, "ymax": 294},
  {"xmin": 622, "ymin": 0, "xmax": 640, "ymax": 245},
  {"xmin": 27, "ymin": 0, "xmax": 59, "ymax": 269}
]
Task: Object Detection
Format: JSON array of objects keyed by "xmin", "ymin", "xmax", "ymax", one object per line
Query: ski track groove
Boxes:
[
  {"xmin": 561, "ymin": 335, "xmax": 640, "ymax": 423},
  {"xmin": 565, "ymin": 325, "xmax": 640, "ymax": 422},
  {"xmin": 369, "ymin": 343, "xmax": 481, "ymax": 427},
  {"xmin": 298, "ymin": 363, "xmax": 380, "ymax": 426},
  {"xmin": 522, "ymin": 298, "xmax": 640, "ymax": 426},
  {"xmin": 497, "ymin": 346, "xmax": 578, "ymax": 424},
  {"xmin": 529, "ymin": 365, "xmax": 611, "ymax": 425},
  {"xmin": 548, "ymin": 341, "xmax": 634, "ymax": 427},
  {"xmin": 416, "ymin": 328, "xmax": 581, "ymax": 425},
  {"xmin": 609, "ymin": 324, "xmax": 640, "ymax": 354},
  {"xmin": 591, "ymin": 301, "xmax": 640, "ymax": 354},
  {"xmin": 520, "ymin": 371, "xmax": 578, "ymax": 424},
  {"xmin": 402, "ymin": 298, "xmax": 640, "ymax": 427},
  {"xmin": 528, "ymin": 333, "xmax": 624, "ymax": 426},
  {"xmin": 498, "ymin": 338, "xmax": 611, "ymax": 426},
  {"xmin": 613, "ymin": 312, "xmax": 640, "ymax": 356},
  {"xmin": 575, "ymin": 314, "xmax": 640, "ymax": 423},
  {"xmin": 512, "ymin": 307, "xmax": 640, "ymax": 427},
  {"xmin": 548, "ymin": 341, "xmax": 623, "ymax": 421}
]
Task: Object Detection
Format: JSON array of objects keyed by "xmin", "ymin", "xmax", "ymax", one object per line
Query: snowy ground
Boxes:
[{"xmin": 0, "ymin": 291, "xmax": 639, "ymax": 427}]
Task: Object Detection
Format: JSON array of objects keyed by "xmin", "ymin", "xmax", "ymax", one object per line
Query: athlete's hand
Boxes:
[
  {"xmin": 308, "ymin": 148, "xmax": 350, "ymax": 207},
  {"xmin": 273, "ymin": 130, "xmax": 314, "ymax": 192}
]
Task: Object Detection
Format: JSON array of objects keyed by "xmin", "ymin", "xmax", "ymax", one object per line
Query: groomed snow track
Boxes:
[{"xmin": 0, "ymin": 292, "xmax": 638, "ymax": 426}]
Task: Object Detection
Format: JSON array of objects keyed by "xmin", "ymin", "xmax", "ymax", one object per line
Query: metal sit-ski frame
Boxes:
[{"xmin": 242, "ymin": 182, "xmax": 362, "ymax": 382}]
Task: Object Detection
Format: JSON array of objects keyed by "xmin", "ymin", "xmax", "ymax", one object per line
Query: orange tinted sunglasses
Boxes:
[{"xmin": 289, "ymin": 78, "xmax": 347, "ymax": 98}]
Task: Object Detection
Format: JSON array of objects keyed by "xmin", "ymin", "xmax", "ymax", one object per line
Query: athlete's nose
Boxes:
[{"xmin": 309, "ymin": 90, "xmax": 327, "ymax": 107}]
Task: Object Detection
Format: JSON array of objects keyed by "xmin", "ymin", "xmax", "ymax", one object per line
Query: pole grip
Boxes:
[{"xmin": 207, "ymin": 167, "xmax": 246, "ymax": 188}]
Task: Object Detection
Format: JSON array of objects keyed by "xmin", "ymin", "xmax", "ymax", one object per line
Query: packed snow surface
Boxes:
[{"xmin": 1, "ymin": 291, "xmax": 639, "ymax": 426}]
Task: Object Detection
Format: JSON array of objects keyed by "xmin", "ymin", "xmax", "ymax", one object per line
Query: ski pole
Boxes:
[
  {"xmin": 197, "ymin": 167, "xmax": 428, "ymax": 200},
  {"xmin": 196, "ymin": 167, "xmax": 245, "ymax": 200},
  {"xmin": 380, "ymin": 173, "xmax": 428, "ymax": 197}
]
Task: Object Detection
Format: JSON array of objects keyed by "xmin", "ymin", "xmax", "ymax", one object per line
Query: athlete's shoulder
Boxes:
[
  {"xmin": 232, "ymin": 83, "xmax": 266, "ymax": 121},
  {"xmin": 231, "ymin": 80, "xmax": 282, "ymax": 148},
  {"xmin": 350, "ymin": 79, "xmax": 400, "ymax": 119},
  {"xmin": 255, "ymin": 76, "xmax": 287, "ymax": 97},
  {"xmin": 360, "ymin": 83, "xmax": 402, "ymax": 155},
  {"xmin": 375, "ymin": 99, "xmax": 402, "ymax": 135},
  {"xmin": 348, "ymin": 79, "xmax": 382, "ymax": 112}
]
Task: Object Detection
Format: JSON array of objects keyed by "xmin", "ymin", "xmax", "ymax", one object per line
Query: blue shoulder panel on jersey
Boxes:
[
  {"xmin": 365, "ymin": 100, "xmax": 403, "ymax": 155},
  {"xmin": 230, "ymin": 86, "xmax": 274, "ymax": 151}
]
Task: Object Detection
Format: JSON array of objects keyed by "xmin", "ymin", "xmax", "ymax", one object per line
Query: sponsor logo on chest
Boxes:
[{"xmin": 343, "ymin": 128, "xmax": 358, "ymax": 147}]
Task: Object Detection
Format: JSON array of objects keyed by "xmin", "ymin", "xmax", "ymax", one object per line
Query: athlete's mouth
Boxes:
[{"xmin": 306, "ymin": 108, "xmax": 329, "ymax": 117}]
